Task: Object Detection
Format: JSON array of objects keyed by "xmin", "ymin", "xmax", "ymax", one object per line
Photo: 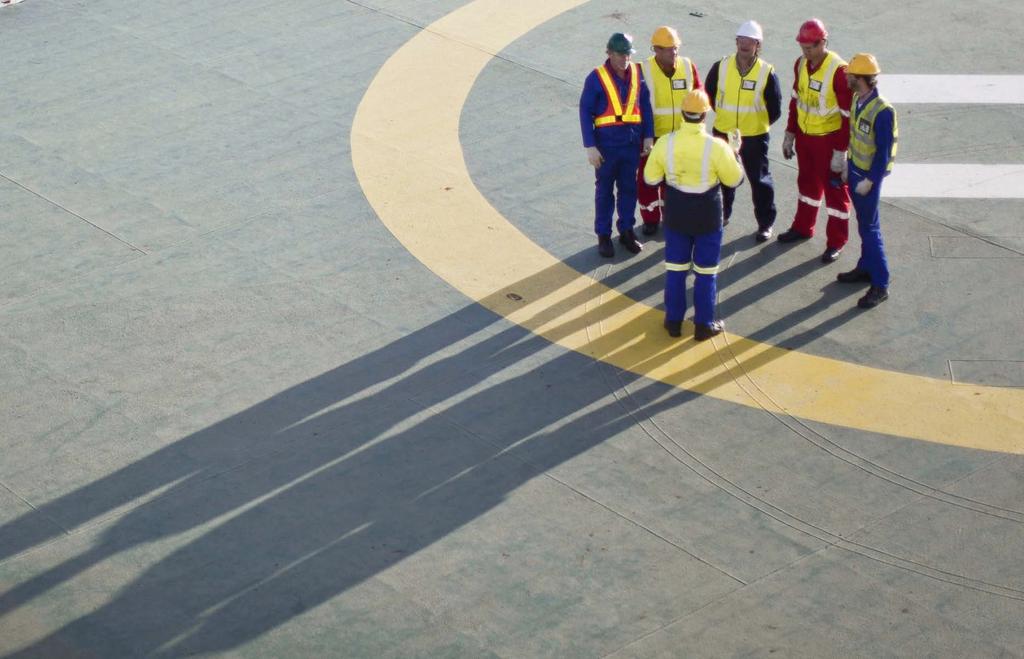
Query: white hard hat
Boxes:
[{"xmin": 736, "ymin": 20, "xmax": 763, "ymax": 41}]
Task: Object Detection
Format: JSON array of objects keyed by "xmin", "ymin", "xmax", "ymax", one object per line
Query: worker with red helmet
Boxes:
[
  {"xmin": 704, "ymin": 19, "xmax": 783, "ymax": 242},
  {"xmin": 777, "ymin": 18, "xmax": 853, "ymax": 264},
  {"xmin": 634, "ymin": 25, "xmax": 703, "ymax": 237}
]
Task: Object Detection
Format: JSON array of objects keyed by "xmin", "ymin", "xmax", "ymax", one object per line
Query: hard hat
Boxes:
[
  {"xmin": 651, "ymin": 26, "xmax": 681, "ymax": 48},
  {"xmin": 606, "ymin": 32, "xmax": 636, "ymax": 54},
  {"xmin": 796, "ymin": 18, "xmax": 828, "ymax": 43},
  {"xmin": 736, "ymin": 20, "xmax": 763, "ymax": 41},
  {"xmin": 848, "ymin": 52, "xmax": 881, "ymax": 75},
  {"xmin": 681, "ymin": 89, "xmax": 711, "ymax": 114}
]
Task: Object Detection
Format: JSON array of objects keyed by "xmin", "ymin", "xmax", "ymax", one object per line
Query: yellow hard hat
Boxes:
[
  {"xmin": 848, "ymin": 53, "xmax": 881, "ymax": 75},
  {"xmin": 681, "ymin": 89, "xmax": 711, "ymax": 114},
  {"xmin": 651, "ymin": 26, "xmax": 681, "ymax": 48}
]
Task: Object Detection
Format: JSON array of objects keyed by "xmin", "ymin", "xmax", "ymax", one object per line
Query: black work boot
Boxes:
[
  {"xmin": 664, "ymin": 319, "xmax": 682, "ymax": 338},
  {"xmin": 642, "ymin": 222, "xmax": 659, "ymax": 236},
  {"xmin": 597, "ymin": 235, "xmax": 614, "ymax": 258},
  {"xmin": 694, "ymin": 320, "xmax": 724, "ymax": 341},
  {"xmin": 777, "ymin": 228, "xmax": 810, "ymax": 243},
  {"xmin": 837, "ymin": 268, "xmax": 871, "ymax": 284},
  {"xmin": 857, "ymin": 286, "xmax": 889, "ymax": 309},
  {"xmin": 619, "ymin": 229, "xmax": 643, "ymax": 254}
]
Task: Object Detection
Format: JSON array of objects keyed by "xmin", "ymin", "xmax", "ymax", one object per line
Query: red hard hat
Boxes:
[{"xmin": 796, "ymin": 18, "xmax": 828, "ymax": 43}]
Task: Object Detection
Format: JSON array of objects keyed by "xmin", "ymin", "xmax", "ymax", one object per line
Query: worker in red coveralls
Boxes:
[
  {"xmin": 776, "ymin": 18, "xmax": 852, "ymax": 264},
  {"xmin": 634, "ymin": 26, "xmax": 703, "ymax": 237},
  {"xmin": 580, "ymin": 33, "xmax": 655, "ymax": 258}
]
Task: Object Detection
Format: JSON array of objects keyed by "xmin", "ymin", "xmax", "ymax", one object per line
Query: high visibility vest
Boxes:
[
  {"xmin": 849, "ymin": 92, "xmax": 898, "ymax": 172},
  {"xmin": 794, "ymin": 51, "xmax": 847, "ymax": 135},
  {"xmin": 713, "ymin": 55, "xmax": 773, "ymax": 136},
  {"xmin": 593, "ymin": 63, "xmax": 642, "ymax": 128},
  {"xmin": 658, "ymin": 124, "xmax": 743, "ymax": 194},
  {"xmin": 641, "ymin": 56, "xmax": 694, "ymax": 137}
]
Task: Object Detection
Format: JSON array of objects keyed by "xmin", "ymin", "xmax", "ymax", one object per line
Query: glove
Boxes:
[
  {"xmin": 855, "ymin": 178, "xmax": 873, "ymax": 196},
  {"xmin": 641, "ymin": 137, "xmax": 654, "ymax": 157},
  {"xmin": 830, "ymin": 149, "xmax": 845, "ymax": 173},
  {"xmin": 782, "ymin": 132, "xmax": 795, "ymax": 160},
  {"xmin": 727, "ymin": 129, "xmax": 742, "ymax": 153},
  {"xmin": 586, "ymin": 146, "xmax": 603, "ymax": 168},
  {"xmin": 841, "ymin": 160, "xmax": 849, "ymax": 183}
]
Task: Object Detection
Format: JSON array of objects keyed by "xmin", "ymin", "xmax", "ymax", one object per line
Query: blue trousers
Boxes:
[
  {"xmin": 594, "ymin": 144, "xmax": 639, "ymax": 236},
  {"xmin": 664, "ymin": 226, "xmax": 723, "ymax": 326},
  {"xmin": 849, "ymin": 166, "xmax": 890, "ymax": 288},
  {"xmin": 719, "ymin": 132, "xmax": 776, "ymax": 229}
]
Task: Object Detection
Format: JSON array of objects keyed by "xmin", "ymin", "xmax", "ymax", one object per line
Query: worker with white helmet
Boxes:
[
  {"xmin": 635, "ymin": 25, "xmax": 704, "ymax": 236},
  {"xmin": 643, "ymin": 90, "xmax": 745, "ymax": 341},
  {"xmin": 704, "ymin": 19, "xmax": 783, "ymax": 242},
  {"xmin": 838, "ymin": 53, "xmax": 898, "ymax": 309},
  {"xmin": 777, "ymin": 18, "xmax": 853, "ymax": 265}
]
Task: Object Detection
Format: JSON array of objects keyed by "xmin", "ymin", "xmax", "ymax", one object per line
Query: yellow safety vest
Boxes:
[
  {"xmin": 593, "ymin": 63, "xmax": 642, "ymax": 127},
  {"xmin": 642, "ymin": 56, "xmax": 694, "ymax": 137},
  {"xmin": 849, "ymin": 92, "xmax": 898, "ymax": 172},
  {"xmin": 644, "ymin": 123, "xmax": 744, "ymax": 193},
  {"xmin": 794, "ymin": 51, "xmax": 847, "ymax": 135},
  {"xmin": 713, "ymin": 55, "xmax": 773, "ymax": 136}
]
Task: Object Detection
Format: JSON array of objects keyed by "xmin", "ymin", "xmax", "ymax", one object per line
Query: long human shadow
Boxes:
[{"xmin": 0, "ymin": 249, "xmax": 694, "ymax": 655}]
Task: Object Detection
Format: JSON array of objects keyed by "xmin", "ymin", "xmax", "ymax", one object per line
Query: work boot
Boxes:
[
  {"xmin": 619, "ymin": 229, "xmax": 643, "ymax": 254},
  {"xmin": 755, "ymin": 226, "xmax": 773, "ymax": 242},
  {"xmin": 642, "ymin": 222, "xmax": 659, "ymax": 236},
  {"xmin": 821, "ymin": 246, "xmax": 842, "ymax": 263},
  {"xmin": 837, "ymin": 268, "xmax": 871, "ymax": 284},
  {"xmin": 597, "ymin": 235, "xmax": 614, "ymax": 258},
  {"xmin": 857, "ymin": 286, "xmax": 889, "ymax": 309},
  {"xmin": 694, "ymin": 320, "xmax": 724, "ymax": 341},
  {"xmin": 664, "ymin": 319, "xmax": 682, "ymax": 338},
  {"xmin": 777, "ymin": 228, "xmax": 810, "ymax": 243}
]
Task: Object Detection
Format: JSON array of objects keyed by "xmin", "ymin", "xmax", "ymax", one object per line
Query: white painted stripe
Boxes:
[
  {"xmin": 826, "ymin": 208, "xmax": 850, "ymax": 219},
  {"xmin": 885, "ymin": 75, "xmax": 1024, "ymax": 104},
  {"xmin": 883, "ymin": 164, "xmax": 1024, "ymax": 198},
  {"xmin": 798, "ymin": 195, "xmax": 822, "ymax": 207}
]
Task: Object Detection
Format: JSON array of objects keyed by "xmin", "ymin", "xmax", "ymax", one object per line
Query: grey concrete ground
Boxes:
[{"xmin": 1, "ymin": 0, "xmax": 1023, "ymax": 657}]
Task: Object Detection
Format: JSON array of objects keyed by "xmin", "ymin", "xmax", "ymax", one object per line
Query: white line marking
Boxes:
[
  {"xmin": 885, "ymin": 75, "xmax": 1024, "ymax": 104},
  {"xmin": 883, "ymin": 164, "xmax": 1024, "ymax": 199}
]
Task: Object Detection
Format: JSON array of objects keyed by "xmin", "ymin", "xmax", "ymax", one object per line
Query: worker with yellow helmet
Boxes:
[
  {"xmin": 635, "ymin": 25, "xmax": 704, "ymax": 236},
  {"xmin": 704, "ymin": 20, "xmax": 783, "ymax": 242},
  {"xmin": 837, "ymin": 53, "xmax": 898, "ymax": 309},
  {"xmin": 643, "ymin": 90, "xmax": 745, "ymax": 341}
]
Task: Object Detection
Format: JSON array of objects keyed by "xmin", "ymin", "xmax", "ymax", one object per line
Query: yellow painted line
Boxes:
[{"xmin": 351, "ymin": 0, "xmax": 1024, "ymax": 454}]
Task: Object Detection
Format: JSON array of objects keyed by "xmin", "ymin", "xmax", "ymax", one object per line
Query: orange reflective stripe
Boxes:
[{"xmin": 594, "ymin": 63, "xmax": 642, "ymax": 127}]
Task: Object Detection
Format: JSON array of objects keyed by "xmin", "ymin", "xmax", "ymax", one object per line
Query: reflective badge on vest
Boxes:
[
  {"xmin": 672, "ymin": 79, "xmax": 688, "ymax": 90},
  {"xmin": 809, "ymin": 79, "xmax": 823, "ymax": 92},
  {"xmin": 858, "ymin": 118, "xmax": 872, "ymax": 134},
  {"xmin": 741, "ymin": 79, "xmax": 756, "ymax": 91}
]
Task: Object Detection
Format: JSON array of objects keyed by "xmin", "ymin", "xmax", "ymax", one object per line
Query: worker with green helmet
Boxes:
[
  {"xmin": 838, "ymin": 53, "xmax": 898, "ymax": 309},
  {"xmin": 643, "ymin": 89, "xmax": 745, "ymax": 341}
]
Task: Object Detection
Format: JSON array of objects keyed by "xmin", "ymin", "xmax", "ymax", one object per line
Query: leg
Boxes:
[
  {"xmin": 742, "ymin": 135, "xmax": 777, "ymax": 230},
  {"xmin": 593, "ymin": 151, "xmax": 615, "ymax": 238},
  {"xmin": 789, "ymin": 132, "xmax": 828, "ymax": 237},
  {"xmin": 614, "ymin": 146, "xmax": 641, "ymax": 235},
  {"xmin": 663, "ymin": 227, "xmax": 693, "ymax": 325},
  {"xmin": 852, "ymin": 174, "xmax": 889, "ymax": 288},
  {"xmin": 691, "ymin": 229, "xmax": 724, "ymax": 327},
  {"xmin": 636, "ymin": 151, "xmax": 663, "ymax": 228},
  {"xmin": 823, "ymin": 169, "xmax": 851, "ymax": 251}
]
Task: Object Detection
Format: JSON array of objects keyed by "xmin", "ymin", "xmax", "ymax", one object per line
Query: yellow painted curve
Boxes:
[{"xmin": 351, "ymin": 0, "xmax": 1024, "ymax": 453}]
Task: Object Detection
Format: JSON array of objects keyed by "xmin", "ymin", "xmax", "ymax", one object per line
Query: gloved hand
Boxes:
[
  {"xmin": 841, "ymin": 160, "xmax": 849, "ymax": 183},
  {"xmin": 586, "ymin": 146, "xmax": 603, "ymax": 168},
  {"xmin": 782, "ymin": 132, "xmax": 795, "ymax": 159},
  {"xmin": 830, "ymin": 149, "xmax": 846, "ymax": 173},
  {"xmin": 641, "ymin": 137, "xmax": 654, "ymax": 157},
  {"xmin": 727, "ymin": 129, "xmax": 742, "ymax": 153},
  {"xmin": 855, "ymin": 178, "xmax": 873, "ymax": 196}
]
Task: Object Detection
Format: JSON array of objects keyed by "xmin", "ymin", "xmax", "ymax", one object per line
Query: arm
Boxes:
[
  {"xmin": 643, "ymin": 139, "xmax": 667, "ymax": 186},
  {"xmin": 832, "ymin": 65, "xmax": 852, "ymax": 151},
  {"xmin": 705, "ymin": 60, "xmax": 720, "ymax": 110},
  {"xmin": 785, "ymin": 58, "xmax": 800, "ymax": 134},
  {"xmin": 579, "ymin": 71, "xmax": 600, "ymax": 148},
  {"xmin": 690, "ymin": 61, "xmax": 703, "ymax": 91},
  {"xmin": 867, "ymin": 107, "xmax": 895, "ymax": 184},
  {"xmin": 639, "ymin": 71, "xmax": 655, "ymax": 140},
  {"xmin": 765, "ymin": 68, "xmax": 782, "ymax": 125},
  {"xmin": 715, "ymin": 140, "xmax": 745, "ymax": 188}
]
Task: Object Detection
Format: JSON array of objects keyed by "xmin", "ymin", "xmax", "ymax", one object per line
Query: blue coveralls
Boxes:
[
  {"xmin": 579, "ymin": 61, "xmax": 655, "ymax": 237},
  {"xmin": 848, "ymin": 89, "xmax": 895, "ymax": 288},
  {"xmin": 663, "ymin": 188, "xmax": 725, "ymax": 326}
]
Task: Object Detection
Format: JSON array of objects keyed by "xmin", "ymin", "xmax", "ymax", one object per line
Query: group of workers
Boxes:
[{"xmin": 579, "ymin": 18, "xmax": 898, "ymax": 341}]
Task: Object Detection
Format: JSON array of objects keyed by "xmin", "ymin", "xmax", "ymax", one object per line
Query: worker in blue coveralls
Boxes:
[
  {"xmin": 838, "ymin": 53, "xmax": 898, "ymax": 309},
  {"xmin": 580, "ymin": 32, "xmax": 655, "ymax": 258},
  {"xmin": 643, "ymin": 89, "xmax": 744, "ymax": 341}
]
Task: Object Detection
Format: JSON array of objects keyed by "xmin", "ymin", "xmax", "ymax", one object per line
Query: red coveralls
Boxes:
[
  {"xmin": 786, "ymin": 55, "xmax": 852, "ymax": 250},
  {"xmin": 636, "ymin": 60, "xmax": 702, "ymax": 227}
]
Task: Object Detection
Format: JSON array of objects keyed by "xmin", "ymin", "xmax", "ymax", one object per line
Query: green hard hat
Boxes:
[{"xmin": 606, "ymin": 32, "xmax": 635, "ymax": 54}]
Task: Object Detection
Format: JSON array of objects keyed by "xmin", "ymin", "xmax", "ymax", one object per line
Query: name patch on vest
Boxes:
[
  {"xmin": 858, "ymin": 118, "xmax": 872, "ymax": 134},
  {"xmin": 741, "ymin": 79, "xmax": 756, "ymax": 91},
  {"xmin": 672, "ymin": 79, "xmax": 688, "ymax": 90},
  {"xmin": 808, "ymin": 79, "xmax": 823, "ymax": 92}
]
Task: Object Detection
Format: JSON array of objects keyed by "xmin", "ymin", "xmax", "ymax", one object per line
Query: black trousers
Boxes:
[{"xmin": 714, "ymin": 131, "xmax": 776, "ymax": 229}]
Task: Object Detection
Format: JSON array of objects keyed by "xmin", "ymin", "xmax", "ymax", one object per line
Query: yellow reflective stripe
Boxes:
[
  {"xmin": 692, "ymin": 263, "xmax": 720, "ymax": 275},
  {"xmin": 594, "ymin": 114, "xmax": 641, "ymax": 126},
  {"xmin": 665, "ymin": 261, "xmax": 691, "ymax": 271},
  {"xmin": 595, "ymin": 65, "xmax": 624, "ymax": 116},
  {"xmin": 622, "ymin": 62, "xmax": 640, "ymax": 118}
]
